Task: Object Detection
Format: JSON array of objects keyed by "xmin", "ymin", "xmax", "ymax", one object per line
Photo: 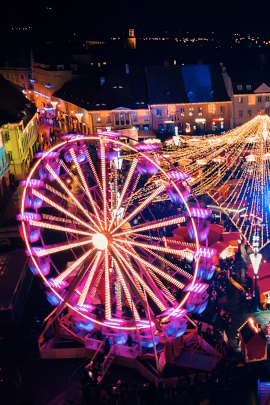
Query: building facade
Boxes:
[{"xmin": 3, "ymin": 113, "xmax": 39, "ymax": 181}]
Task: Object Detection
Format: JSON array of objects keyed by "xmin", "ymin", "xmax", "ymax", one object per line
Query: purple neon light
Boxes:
[
  {"xmin": 133, "ymin": 143, "xmax": 160, "ymax": 151},
  {"xmin": 104, "ymin": 318, "xmax": 125, "ymax": 326},
  {"xmin": 167, "ymin": 170, "xmax": 190, "ymax": 181},
  {"xmin": 183, "ymin": 282, "xmax": 208, "ymax": 293},
  {"xmin": 16, "ymin": 212, "xmax": 41, "ymax": 221},
  {"xmin": 48, "ymin": 278, "xmax": 69, "ymax": 290},
  {"xmin": 19, "ymin": 179, "xmax": 44, "ymax": 188},
  {"xmin": 189, "ymin": 207, "xmax": 212, "ymax": 219}
]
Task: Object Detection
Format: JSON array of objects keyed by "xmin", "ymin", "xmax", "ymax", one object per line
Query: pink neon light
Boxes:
[
  {"xmin": 167, "ymin": 170, "xmax": 190, "ymax": 181},
  {"xmin": 19, "ymin": 179, "xmax": 44, "ymax": 188},
  {"xmin": 183, "ymin": 282, "xmax": 208, "ymax": 293},
  {"xmin": 16, "ymin": 212, "xmax": 41, "ymax": 221},
  {"xmin": 189, "ymin": 207, "xmax": 212, "ymax": 219}
]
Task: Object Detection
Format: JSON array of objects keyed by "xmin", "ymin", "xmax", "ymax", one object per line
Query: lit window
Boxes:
[
  {"xmin": 198, "ymin": 107, "xmax": 203, "ymax": 116},
  {"xmin": 238, "ymin": 97, "xmax": 243, "ymax": 103},
  {"xmin": 180, "ymin": 107, "xmax": 185, "ymax": 117},
  {"xmin": 157, "ymin": 108, "xmax": 162, "ymax": 118},
  {"xmin": 97, "ymin": 116, "xmax": 101, "ymax": 122},
  {"xmin": 189, "ymin": 107, "xmax": 194, "ymax": 116}
]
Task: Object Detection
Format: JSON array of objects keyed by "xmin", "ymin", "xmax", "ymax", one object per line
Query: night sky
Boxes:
[{"xmin": 2, "ymin": 0, "xmax": 269, "ymax": 39}]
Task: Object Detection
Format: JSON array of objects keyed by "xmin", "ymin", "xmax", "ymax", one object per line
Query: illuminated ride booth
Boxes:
[{"xmin": 17, "ymin": 132, "xmax": 217, "ymax": 381}]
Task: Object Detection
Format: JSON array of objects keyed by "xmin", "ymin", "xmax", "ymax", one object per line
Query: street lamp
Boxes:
[{"xmin": 250, "ymin": 232, "xmax": 262, "ymax": 312}]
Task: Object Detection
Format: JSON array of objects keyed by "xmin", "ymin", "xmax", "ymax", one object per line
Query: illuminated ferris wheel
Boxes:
[{"xmin": 18, "ymin": 133, "xmax": 201, "ymax": 340}]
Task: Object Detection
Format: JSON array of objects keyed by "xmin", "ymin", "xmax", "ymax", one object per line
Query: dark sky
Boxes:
[{"xmin": 2, "ymin": 1, "xmax": 268, "ymax": 39}]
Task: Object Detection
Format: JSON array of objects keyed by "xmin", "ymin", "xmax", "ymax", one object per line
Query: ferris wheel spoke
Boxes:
[
  {"xmin": 143, "ymin": 247, "xmax": 192, "ymax": 280},
  {"xmin": 32, "ymin": 239, "xmax": 93, "ymax": 258},
  {"xmin": 77, "ymin": 251, "xmax": 102, "ymax": 306},
  {"xmin": 115, "ymin": 238, "xmax": 192, "ymax": 262},
  {"xmin": 45, "ymin": 163, "xmax": 100, "ymax": 231},
  {"xmin": 123, "ymin": 173, "xmax": 141, "ymax": 214},
  {"xmin": 100, "ymin": 142, "xmax": 108, "ymax": 230},
  {"xmin": 69, "ymin": 147, "xmax": 103, "ymax": 229},
  {"xmin": 32, "ymin": 189, "xmax": 96, "ymax": 232},
  {"xmin": 104, "ymin": 248, "xmax": 111, "ymax": 319},
  {"xmin": 114, "ymin": 242, "xmax": 185, "ymax": 290},
  {"xmin": 125, "ymin": 244, "xmax": 170, "ymax": 309},
  {"xmin": 29, "ymin": 219, "xmax": 93, "ymax": 237},
  {"xmin": 112, "ymin": 184, "xmax": 166, "ymax": 235},
  {"xmin": 87, "ymin": 264, "xmax": 104, "ymax": 300},
  {"xmin": 86, "ymin": 149, "xmax": 103, "ymax": 192},
  {"xmin": 108, "ymin": 158, "xmax": 138, "ymax": 231},
  {"xmin": 111, "ymin": 245, "xmax": 166, "ymax": 312},
  {"xmin": 45, "ymin": 183, "xmax": 71, "ymax": 204},
  {"xmin": 60, "ymin": 160, "xmax": 86, "ymax": 193},
  {"xmin": 110, "ymin": 245, "xmax": 160, "ymax": 313},
  {"xmin": 112, "ymin": 258, "xmax": 140, "ymax": 321},
  {"xmin": 147, "ymin": 268, "xmax": 177, "ymax": 305},
  {"xmin": 54, "ymin": 248, "xmax": 95, "ymax": 285},
  {"xmin": 113, "ymin": 214, "xmax": 186, "ymax": 238}
]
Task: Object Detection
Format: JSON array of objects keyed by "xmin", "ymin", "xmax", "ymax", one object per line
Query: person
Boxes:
[
  {"xmin": 267, "ymin": 294, "xmax": 270, "ymax": 310},
  {"xmin": 104, "ymin": 336, "xmax": 110, "ymax": 356},
  {"xmin": 197, "ymin": 321, "xmax": 202, "ymax": 336},
  {"xmin": 127, "ymin": 334, "xmax": 133, "ymax": 347}
]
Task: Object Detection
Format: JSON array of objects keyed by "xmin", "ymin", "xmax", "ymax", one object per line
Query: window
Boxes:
[
  {"xmin": 166, "ymin": 123, "xmax": 172, "ymax": 133},
  {"xmin": 144, "ymin": 113, "xmax": 149, "ymax": 122},
  {"xmin": 4, "ymin": 132, "xmax": 10, "ymax": 141},
  {"xmin": 143, "ymin": 124, "xmax": 149, "ymax": 130},
  {"xmin": 107, "ymin": 116, "xmax": 112, "ymax": 123},
  {"xmin": 237, "ymin": 85, "xmax": 243, "ymax": 90},
  {"xmin": 157, "ymin": 108, "xmax": 162, "ymax": 118},
  {"xmin": 158, "ymin": 124, "xmax": 164, "ymax": 133},
  {"xmin": 246, "ymin": 85, "xmax": 251, "ymax": 90},
  {"xmin": 266, "ymin": 96, "xmax": 270, "ymax": 102},
  {"xmin": 21, "ymin": 74, "xmax": 24, "ymax": 80},
  {"xmin": 7, "ymin": 151, "xmax": 13, "ymax": 162},
  {"xmin": 185, "ymin": 123, "xmax": 191, "ymax": 133},
  {"xmin": 180, "ymin": 107, "xmax": 185, "ymax": 117},
  {"xmin": 248, "ymin": 110, "xmax": 252, "ymax": 117},
  {"xmin": 132, "ymin": 113, "xmax": 137, "ymax": 122},
  {"xmin": 96, "ymin": 116, "xmax": 101, "ymax": 122},
  {"xmin": 238, "ymin": 96, "xmax": 243, "ymax": 103},
  {"xmin": 258, "ymin": 96, "xmax": 262, "ymax": 103},
  {"xmin": 189, "ymin": 107, "xmax": 194, "ymax": 117},
  {"xmin": 220, "ymin": 106, "xmax": 224, "ymax": 115},
  {"xmin": 198, "ymin": 107, "xmax": 203, "ymax": 116},
  {"xmin": 212, "ymin": 122, "xmax": 217, "ymax": 132},
  {"xmin": 239, "ymin": 110, "xmax": 243, "ymax": 117}
]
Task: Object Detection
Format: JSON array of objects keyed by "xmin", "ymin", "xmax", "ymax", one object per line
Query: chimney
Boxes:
[
  {"xmin": 125, "ymin": 64, "xmax": 129, "ymax": 74},
  {"xmin": 100, "ymin": 77, "xmax": 105, "ymax": 86}
]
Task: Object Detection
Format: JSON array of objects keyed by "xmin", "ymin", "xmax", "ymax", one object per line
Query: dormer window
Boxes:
[
  {"xmin": 210, "ymin": 90, "xmax": 214, "ymax": 98},
  {"xmin": 188, "ymin": 91, "xmax": 193, "ymax": 98},
  {"xmin": 246, "ymin": 84, "xmax": 251, "ymax": 90},
  {"xmin": 237, "ymin": 85, "xmax": 243, "ymax": 90}
]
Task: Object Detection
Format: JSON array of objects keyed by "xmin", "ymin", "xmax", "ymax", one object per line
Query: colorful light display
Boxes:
[{"xmin": 19, "ymin": 133, "xmax": 207, "ymax": 343}]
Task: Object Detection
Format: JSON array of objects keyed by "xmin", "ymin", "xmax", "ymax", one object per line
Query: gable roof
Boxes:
[
  {"xmin": 0, "ymin": 75, "xmax": 37, "ymax": 127},
  {"xmin": 54, "ymin": 65, "xmax": 150, "ymax": 111},
  {"xmin": 91, "ymin": 65, "xmax": 149, "ymax": 110},
  {"xmin": 228, "ymin": 68, "xmax": 270, "ymax": 94},
  {"xmin": 240, "ymin": 322, "xmax": 267, "ymax": 344},
  {"xmin": 146, "ymin": 65, "xmax": 188, "ymax": 104},
  {"xmin": 146, "ymin": 63, "xmax": 230, "ymax": 105}
]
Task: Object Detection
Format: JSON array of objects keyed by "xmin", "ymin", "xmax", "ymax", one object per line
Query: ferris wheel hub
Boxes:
[{"xmin": 92, "ymin": 233, "xmax": 109, "ymax": 250}]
